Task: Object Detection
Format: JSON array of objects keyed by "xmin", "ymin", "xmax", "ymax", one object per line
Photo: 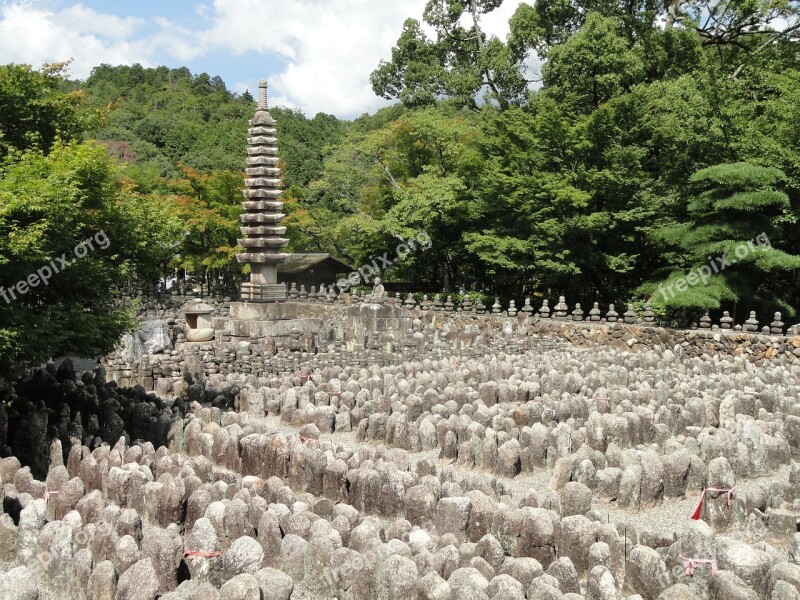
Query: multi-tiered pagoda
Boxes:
[{"xmin": 236, "ymin": 80, "xmax": 290, "ymax": 302}]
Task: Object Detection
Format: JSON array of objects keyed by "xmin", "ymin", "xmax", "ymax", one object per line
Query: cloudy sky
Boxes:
[{"xmin": 0, "ymin": 0, "xmax": 525, "ymax": 118}]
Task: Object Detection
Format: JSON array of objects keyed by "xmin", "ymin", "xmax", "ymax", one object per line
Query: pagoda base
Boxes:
[
  {"xmin": 213, "ymin": 301, "xmax": 322, "ymax": 343},
  {"xmin": 240, "ymin": 282, "xmax": 287, "ymax": 303}
]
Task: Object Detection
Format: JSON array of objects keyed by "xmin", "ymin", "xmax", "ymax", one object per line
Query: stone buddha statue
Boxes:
[{"xmin": 370, "ymin": 277, "xmax": 386, "ymax": 303}]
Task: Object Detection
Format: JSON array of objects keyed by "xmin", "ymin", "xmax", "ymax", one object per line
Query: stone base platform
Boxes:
[
  {"xmin": 239, "ymin": 282, "xmax": 287, "ymax": 302},
  {"xmin": 345, "ymin": 302, "xmax": 409, "ymax": 333},
  {"xmin": 213, "ymin": 301, "xmax": 322, "ymax": 340}
]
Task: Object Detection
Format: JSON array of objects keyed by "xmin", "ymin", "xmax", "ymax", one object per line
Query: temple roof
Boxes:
[{"xmin": 278, "ymin": 253, "xmax": 353, "ymax": 274}]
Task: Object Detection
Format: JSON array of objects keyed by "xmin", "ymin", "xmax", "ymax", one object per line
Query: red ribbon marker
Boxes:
[
  {"xmin": 43, "ymin": 490, "xmax": 59, "ymax": 504},
  {"xmin": 691, "ymin": 487, "xmax": 735, "ymax": 520},
  {"xmin": 184, "ymin": 550, "xmax": 221, "ymax": 559},
  {"xmin": 680, "ymin": 555, "xmax": 717, "ymax": 577}
]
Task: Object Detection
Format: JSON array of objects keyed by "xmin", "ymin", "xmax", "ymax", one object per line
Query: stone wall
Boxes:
[{"xmin": 103, "ymin": 295, "xmax": 800, "ymax": 396}]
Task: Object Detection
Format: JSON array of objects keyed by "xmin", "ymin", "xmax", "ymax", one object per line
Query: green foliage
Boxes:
[
  {"xmin": 371, "ymin": 0, "xmax": 529, "ymax": 110},
  {"xmin": 358, "ymin": 0, "xmax": 800, "ymax": 319},
  {"xmin": 155, "ymin": 166, "xmax": 245, "ymax": 293},
  {"xmin": 272, "ymin": 108, "xmax": 346, "ymax": 189},
  {"xmin": 0, "ymin": 63, "xmax": 94, "ymax": 159},
  {"xmin": 689, "ymin": 162, "xmax": 787, "ymax": 187},
  {"xmin": 643, "ymin": 162, "xmax": 800, "ymax": 315},
  {"xmin": 542, "ymin": 13, "xmax": 644, "ymax": 113},
  {"xmin": 0, "ymin": 141, "xmax": 143, "ymax": 378},
  {"xmin": 80, "ymin": 64, "xmax": 345, "ymax": 185}
]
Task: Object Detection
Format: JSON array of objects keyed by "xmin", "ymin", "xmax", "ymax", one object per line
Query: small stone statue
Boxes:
[
  {"xmin": 643, "ymin": 302, "xmax": 655, "ymax": 325},
  {"xmin": 554, "ymin": 296, "xmax": 568, "ymax": 319},
  {"xmin": 370, "ymin": 277, "xmax": 386, "ymax": 303},
  {"xmin": 589, "ymin": 302, "xmax": 601, "ymax": 322},
  {"xmin": 507, "ymin": 300, "xmax": 518, "ymax": 317},
  {"xmin": 770, "ymin": 312, "xmax": 784, "ymax": 335},
  {"xmin": 623, "ymin": 304, "xmax": 637, "ymax": 325},
  {"xmin": 420, "ymin": 295, "xmax": 431, "ymax": 311},
  {"xmin": 745, "ymin": 311, "xmax": 759, "ymax": 333},
  {"xmin": 571, "ymin": 303, "xmax": 584, "ymax": 321},
  {"xmin": 539, "ymin": 300, "xmax": 551, "ymax": 319},
  {"xmin": 492, "ymin": 298, "xmax": 502, "ymax": 314},
  {"xmin": 521, "ymin": 298, "xmax": 534, "ymax": 315},
  {"xmin": 606, "ymin": 304, "xmax": 618, "ymax": 322}
]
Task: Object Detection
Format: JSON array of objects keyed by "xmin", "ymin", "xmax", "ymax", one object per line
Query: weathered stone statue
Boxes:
[{"xmin": 370, "ymin": 277, "xmax": 386, "ymax": 303}]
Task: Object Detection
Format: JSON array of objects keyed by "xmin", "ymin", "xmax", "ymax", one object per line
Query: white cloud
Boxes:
[
  {"xmin": 195, "ymin": 3, "xmax": 211, "ymax": 21},
  {"xmin": 481, "ymin": 0, "xmax": 524, "ymax": 39},
  {"xmin": 204, "ymin": 0, "xmax": 526, "ymax": 117},
  {"xmin": 0, "ymin": 0, "xmax": 527, "ymax": 116},
  {"xmin": 57, "ymin": 4, "xmax": 144, "ymax": 39},
  {"xmin": 200, "ymin": 0, "xmax": 430, "ymax": 116},
  {"xmin": 0, "ymin": 2, "xmax": 195, "ymax": 77}
]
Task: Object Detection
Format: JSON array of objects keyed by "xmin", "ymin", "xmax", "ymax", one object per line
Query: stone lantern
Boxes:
[{"xmin": 185, "ymin": 299, "xmax": 215, "ymax": 343}]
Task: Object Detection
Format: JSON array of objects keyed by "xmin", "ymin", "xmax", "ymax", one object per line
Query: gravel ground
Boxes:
[{"xmin": 266, "ymin": 412, "xmax": 791, "ymax": 548}]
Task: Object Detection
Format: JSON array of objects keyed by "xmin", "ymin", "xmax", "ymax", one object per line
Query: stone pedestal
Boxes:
[
  {"xmin": 214, "ymin": 302, "xmax": 321, "ymax": 342},
  {"xmin": 240, "ymin": 282, "xmax": 288, "ymax": 303}
]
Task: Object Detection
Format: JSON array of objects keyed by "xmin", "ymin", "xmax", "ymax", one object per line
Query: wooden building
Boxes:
[{"xmin": 277, "ymin": 253, "xmax": 353, "ymax": 291}]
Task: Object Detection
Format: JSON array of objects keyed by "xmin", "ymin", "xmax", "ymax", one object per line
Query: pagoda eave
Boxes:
[{"xmin": 236, "ymin": 253, "xmax": 290, "ymax": 264}]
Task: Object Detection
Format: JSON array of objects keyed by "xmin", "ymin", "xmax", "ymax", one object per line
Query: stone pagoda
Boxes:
[
  {"xmin": 208, "ymin": 79, "xmax": 322, "ymax": 347},
  {"xmin": 236, "ymin": 80, "xmax": 290, "ymax": 302}
]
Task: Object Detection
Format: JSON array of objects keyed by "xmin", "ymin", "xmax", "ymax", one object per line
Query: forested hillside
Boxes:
[
  {"xmin": 357, "ymin": 0, "xmax": 800, "ymax": 315},
  {"xmin": 2, "ymin": 0, "xmax": 800, "ymax": 382},
  {"xmin": 74, "ymin": 63, "xmax": 349, "ymax": 293}
]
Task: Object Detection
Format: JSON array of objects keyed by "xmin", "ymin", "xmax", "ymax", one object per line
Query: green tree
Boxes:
[
  {"xmin": 0, "ymin": 142, "xmax": 153, "ymax": 381},
  {"xmin": 371, "ymin": 0, "xmax": 530, "ymax": 110},
  {"xmin": 159, "ymin": 166, "xmax": 244, "ymax": 294},
  {"xmin": 641, "ymin": 163, "xmax": 800, "ymax": 316},
  {"xmin": 510, "ymin": 0, "xmax": 799, "ymax": 66},
  {"xmin": 0, "ymin": 63, "xmax": 93, "ymax": 159},
  {"xmin": 541, "ymin": 13, "xmax": 644, "ymax": 113}
]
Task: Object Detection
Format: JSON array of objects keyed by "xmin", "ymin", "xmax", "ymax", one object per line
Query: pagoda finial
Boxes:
[{"xmin": 257, "ymin": 80, "xmax": 268, "ymax": 110}]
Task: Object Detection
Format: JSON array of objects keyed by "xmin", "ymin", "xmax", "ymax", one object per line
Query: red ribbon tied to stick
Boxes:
[{"xmin": 691, "ymin": 487, "xmax": 734, "ymax": 520}]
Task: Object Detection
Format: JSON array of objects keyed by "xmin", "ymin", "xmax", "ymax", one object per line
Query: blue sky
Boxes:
[{"xmin": 0, "ymin": 0, "xmax": 526, "ymax": 118}]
